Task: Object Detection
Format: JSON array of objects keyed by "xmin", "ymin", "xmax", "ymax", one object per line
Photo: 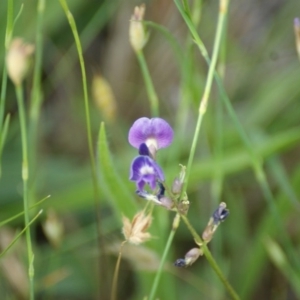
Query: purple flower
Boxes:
[
  {"xmin": 128, "ymin": 118, "xmax": 173, "ymax": 157},
  {"xmin": 130, "ymin": 155, "xmax": 165, "ymax": 191}
]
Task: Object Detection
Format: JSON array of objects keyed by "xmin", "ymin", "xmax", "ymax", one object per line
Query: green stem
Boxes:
[
  {"xmin": 0, "ymin": 195, "xmax": 50, "ymax": 228},
  {"xmin": 136, "ymin": 50, "xmax": 159, "ymax": 116},
  {"xmin": 0, "ymin": 0, "xmax": 14, "ymax": 177},
  {"xmin": 58, "ymin": 1, "xmax": 106, "ymax": 297},
  {"xmin": 4, "ymin": 0, "xmax": 14, "ymax": 49},
  {"xmin": 29, "ymin": 0, "xmax": 45, "ymax": 180},
  {"xmin": 16, "ymin": 84, "xmax": 34, "ymax": 300},
  {"xmin": 177, "ymin": 0, "xmax": 228, "ymax": 197},
  {"xmin": 180, "ymin": 215, "xmax": 240, "ymax": 300},
  {"xmin": 178, "ymin": 0, "xmax": 300, "ymax": 284},
  {"xmin": 0, "ymin": 210, "xmax": 42, "ymax": 258},
  {"xmin": 59, "ymin": 0, "xmax": 99, "ymax": 200},
  {"xmin": 210, "ymin": 48, "xmax": 300, "ymax": 275},
  {"xmin": 174, "ymin": 0, "xmax": 240, "ymax": 298},
  {"xmin": 148, "ymin": 213, "xmax": 180, "ymax": 300}
]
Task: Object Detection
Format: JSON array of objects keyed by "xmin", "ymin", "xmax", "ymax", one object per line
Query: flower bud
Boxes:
[
  {"xmin": 202, "ymin": 202, "xmax": 229, "ymax": 243},
  {"xmin": 171, "ymin": 165, "xmax": 186, "ymax": 195},
  {"xmin": 6, "ymin": 38, "xmax": 35, "ymax": 86},
  {"xmin": 129, "ymin": 4, "xmax": 147, "ymax": 52},
  {"xmin": 184, "ymin": 247, "xmax": 203, "ymax": 266},
  {"xmin": 42, "ymin": 209, "xmax": 64, "ymax": 248},
  {"xmin": 174, "ymin": 247, "xmax": 203, "ymax": 267},
  {"xmin": 171, "ymin": 178, "xmax": 182, "ymax": 195},
  {"xmin": 92, "ymin": 74, "xmax": 117, "ymax": 123},
  {"xmin": 159, "ymin": 196, "xmax": 174, "ymax": 210}
]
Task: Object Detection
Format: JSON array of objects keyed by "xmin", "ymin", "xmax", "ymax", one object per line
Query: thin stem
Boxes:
[
  {"xmin": 0, "ymin": 195, "xmax": 50, "ymax": 228},
  {"xmin": 178, "ymin": 0, "xmax": 300, "ymax": 285},
  {"xmin": 210, "ymin": 46, "xmax": 300, "ymax": 275},
  {"xmin": 136, "ymin": 50, "xmax": 159, "ymax": 116},
  {"xmin": 177, "ymin": 0, "xmax": 228, "ymax": 197},
  {"xmin": 180, "ymin": 215, "xmax": 240, "ymax": 300},
  {"xmin": 148, "ymin": 213, "xmax": 180, "ymax": 300},
  {"xmin": 111, "ymin": 241, "xmax": 126, "ymax": 300},
  {"xmin": 0, "ymin": 210, "xmax": 42, "ymax": 258},
  {"xmin": 16, "ymin": 84, "xmax": 34, "ymax": 300},
  {"xmin": 58, "ymin": 1, "xmax": 105, "ymax": 297},
  {"xmin": 29, "ymin": 0, "xmax": 45, "ymax": 181},
  {"xmin": 0, "ymin": 0, "xmax": 14, "ymax": 177},
  {"xmin": 174, "ymin": 0, "xmax": 240, "ymax": 298}
]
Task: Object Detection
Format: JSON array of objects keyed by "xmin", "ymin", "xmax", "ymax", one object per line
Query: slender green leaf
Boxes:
[{"xmin": 98, "ymin": 122, "xmax": 137, "ymax": 217}]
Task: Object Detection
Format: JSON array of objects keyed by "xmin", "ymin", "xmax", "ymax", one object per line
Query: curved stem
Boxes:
[{"xmin": 59, "ymin": 2, "xmax": 105, "ymax": 298}]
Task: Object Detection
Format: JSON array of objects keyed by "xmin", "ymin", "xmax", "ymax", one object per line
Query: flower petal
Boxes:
[
  {"xmin": 139, "ymin": 143, "xmax": 150, "ymax": 156},
  {"xmin": 128, "ymin": 117, "xmax": 173, "ymax": 149},
  {"xmin": 129, "ymin": 155, "xmax": 165, "ymax": 191}
]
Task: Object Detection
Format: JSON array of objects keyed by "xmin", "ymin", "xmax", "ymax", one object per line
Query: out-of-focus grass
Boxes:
[{"xmin": 0, "ymin": 0, "xmax": 300, "ymax": 299}]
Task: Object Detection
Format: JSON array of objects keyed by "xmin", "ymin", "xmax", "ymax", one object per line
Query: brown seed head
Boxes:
[{"xmin": 122, "ymin": 211, "xmax": 152, "ymax": 245}]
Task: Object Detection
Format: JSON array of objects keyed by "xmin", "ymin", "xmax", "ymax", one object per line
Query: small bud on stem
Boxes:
[
  {"xmin": 129, "ymin": 4, "xmax": 147, "ymax": 52},
  {"xmin": 6, "ymin": 38, "xmax": 34, "ymax": 86}
]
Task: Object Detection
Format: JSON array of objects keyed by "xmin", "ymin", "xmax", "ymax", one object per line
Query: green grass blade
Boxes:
[
  {"xmin": 0, "ymin": 210, "xmax": 42, "ymax": 259},
  {"xmin": 0, "ymin": 195, "xmax": 50, "ymax": 227},
  {"xmin": 97, "ymin": 122, "xmax": 137, "ymax": 217}
]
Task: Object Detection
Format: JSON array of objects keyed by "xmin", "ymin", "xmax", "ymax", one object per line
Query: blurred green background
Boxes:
[{"xmin": 0, "ymin": 0, "xmax": 300, "ymax": 299}]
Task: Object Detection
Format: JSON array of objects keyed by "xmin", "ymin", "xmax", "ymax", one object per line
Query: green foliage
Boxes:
[{"xmin": 0, "ymin": 0, "xmax": 300, "ymax": 299}]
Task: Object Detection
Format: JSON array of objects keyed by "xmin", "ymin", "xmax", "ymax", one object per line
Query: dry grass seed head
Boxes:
[{"xmin": 122, "ymin": 211, "xmax": 152, "ymax": 245}]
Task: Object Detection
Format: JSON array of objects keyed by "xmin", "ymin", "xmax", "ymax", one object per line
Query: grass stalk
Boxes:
[
  {"xmin": 174, "ymin": 0, "xmax": 240, "ymax": 298},
  {"xmin": 136, "ymin": 50, "xmax": 159, "ymax": 116},
  {"xmin": 0, "ymin": 0, "xmax": 14, "ymax": 177},
  {"xmin": 29, "ymin": 0, "xmax": 45, "ymax": 181},
  {"xmin": 111, "ymin": 241, "xmax": 126, "ymax": 300},
  {"xmin": 0, "ymin": 195, "xmax": 50, "ymax": 228},
  {"xmin": 177, "ymin": 0, "xmax": 300, "ymax": 283},
  {"xmin": 148, "ymin": 213, "xmax": 180, "ymax": 300},
  {"xmin": 58, "ymin": 1, "xmax": 106, "ymax": 297},
  {"xmin": 15, "ymin": 84, "xmax": 35, "ymax": 300},
  {"xmin": 177, "ymin": 0, "xmax": 228, "ymax": 196},
  {"xmin": 0, "ymin": 210, "xmax": 42, "ymax": 258}
]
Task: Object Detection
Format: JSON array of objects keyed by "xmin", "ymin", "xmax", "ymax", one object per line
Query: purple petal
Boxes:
[
  {"xmin": 149, "ymin": 118, "xmax": 174, "ymax": 148},
  {"xmin": 139, "ymin": 143, "xmax": 150, "ymax": 156},
  {"xmin": 137, "ymin": 180, "xmax": 146, "ymax": 191},
  {"xmin": 143, "ymin": 174, "xmax": 157, "ymax": 190},
  {"xmin": 152, "ymin": 160, "xmax": 165, "ymax": 182},
  {"xmin": 128, "ymin": 117, "xmax": 173, "ymax": 149},
  {"xmin": 129, "ymin": 155, "xmax": 165, "ymax": 191}
]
